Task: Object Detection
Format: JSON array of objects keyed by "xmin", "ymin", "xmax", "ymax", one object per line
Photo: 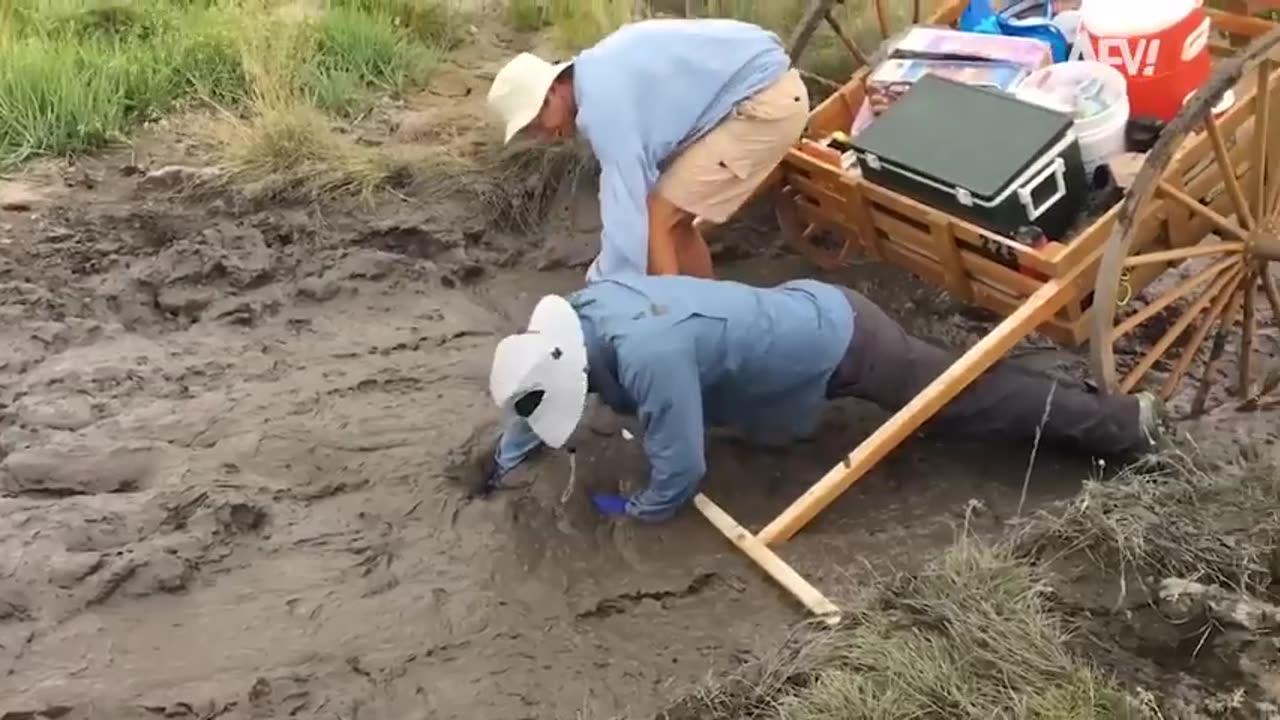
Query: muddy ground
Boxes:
[
  {"xmin": 0, "ymin": 143, "xmax": 1117, "ymax": 718},
  {"xmin": 2, "ymin": 37, "xmax": 1280, "ymax": 720}
]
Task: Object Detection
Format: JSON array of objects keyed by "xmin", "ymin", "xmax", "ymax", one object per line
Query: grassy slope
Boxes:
[
  {"xmin": 0, "ymin": 0, "xmax": 935, "ymax": 196},
  {"xmin": 0, "ymin": 0, "xmax": 453, "ymax": 193}
]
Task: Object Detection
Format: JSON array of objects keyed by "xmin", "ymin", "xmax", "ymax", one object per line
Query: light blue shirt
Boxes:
[
  {"xmin": 571, "ymin": 19, "xmax": 791, "ymax": 280},
  {"xmin": 496, "ymin": 275, "xmax": 855, "ymax": 522}
]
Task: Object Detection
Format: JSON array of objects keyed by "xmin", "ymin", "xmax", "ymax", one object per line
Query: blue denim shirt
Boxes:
[
  {"xmin": 571, "ymin": 19, "xmax": 791, "ymax": 280},
  {"xmin": 496, "ymin": 275, "xmax": 855, "ymax": 521}
]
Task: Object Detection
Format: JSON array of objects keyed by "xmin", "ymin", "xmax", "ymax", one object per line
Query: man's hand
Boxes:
[
  {"xmin": 591, "ymin": 493, "xmax": 629, "ymax": 517},
  {"xmin": 444, "ymin": 433, "xmax": 501, "ymax": 498},
  {"xmin": 445, "ymin": 422, "xmax": 534, "ymax": 498}
]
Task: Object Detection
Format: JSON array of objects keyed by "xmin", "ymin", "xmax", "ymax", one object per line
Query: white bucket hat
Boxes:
[
  {"xmin": 487, "ymin": 52, "xmax": 573, "ymax": 144},
  {"xmin": 489, "ymin": 294, "xmax": 588, "ymax": 449}
]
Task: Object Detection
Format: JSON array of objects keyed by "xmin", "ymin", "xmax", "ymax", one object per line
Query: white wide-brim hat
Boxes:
[
  {"xmin": 489, "ymin": 294, "xmax": 588, "ymax": 448},
  {"xmin": 487, "ymin": 52, "xmax": 574, "ymax": 144}
]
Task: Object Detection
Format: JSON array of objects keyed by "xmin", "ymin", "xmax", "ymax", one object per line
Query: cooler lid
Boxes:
[{"xmin": 852, "ymin": 73, "xmax": 1073, "ymax": 200}]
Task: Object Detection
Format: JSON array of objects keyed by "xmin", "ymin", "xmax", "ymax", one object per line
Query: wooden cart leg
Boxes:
[
  {"xmin": 694, "ymin": 493, "xmax": 842, "ymax": 625},
  {"xmin": 756, "ymin": 262, "xmax": 1093, "ymax": 546}
]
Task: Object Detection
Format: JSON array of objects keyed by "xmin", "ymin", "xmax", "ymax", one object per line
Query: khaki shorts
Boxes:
[{"xmin": 655, "ymin": 68, "xmax": 809, "ymax": 224}]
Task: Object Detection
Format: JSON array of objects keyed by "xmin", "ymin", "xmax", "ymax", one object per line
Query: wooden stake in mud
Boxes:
[
  {"xmin": 756, "ymin": 259, "xmax": 1094, "ymax": 546},
  {"xmin": 693, "ymin": 493, "xmax": 842, "ymax": 625}
]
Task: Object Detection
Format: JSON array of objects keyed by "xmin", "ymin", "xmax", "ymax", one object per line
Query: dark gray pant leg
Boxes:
[{"xmin": 826, "ymin": 288, "xmax": 1144, "ymax": 457}]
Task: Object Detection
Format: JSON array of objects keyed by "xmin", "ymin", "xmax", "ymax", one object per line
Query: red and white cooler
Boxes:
[{"xmin": 1074, "ymin": 0, "xmax": 1212, "ymax": 122}]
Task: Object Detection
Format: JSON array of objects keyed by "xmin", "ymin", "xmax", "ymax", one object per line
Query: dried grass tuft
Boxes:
[
  {"xmin": 416, "ymin": 138, "xmax": 598, "ymax": 232},
  {"xmin": 1010, "ymin": 450, "xmax": 1280, "ymax": 595},
  {"xmin": 664, "ymin": 534, "xmax": 1154, "ymax": 720}
]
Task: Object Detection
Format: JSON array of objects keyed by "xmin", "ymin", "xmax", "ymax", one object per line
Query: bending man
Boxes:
[
  {"xmin": 486, "ymin": 18, "xmax": 808, "ymax": 280},
  {"xmin": 479, "ymin": 275, "xmax": 1168, "ymax": 521}
]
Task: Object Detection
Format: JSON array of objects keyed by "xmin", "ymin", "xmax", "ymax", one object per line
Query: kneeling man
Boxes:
[{"xmin": 480, "ymin": 275, "xmax": 1166, "ymax": 521}]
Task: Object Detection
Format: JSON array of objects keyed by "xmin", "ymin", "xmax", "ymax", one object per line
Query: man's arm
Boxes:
[
  {"xmin": 616, "ymin": 346, "xmax": 707, "ymax": 522},
  {"xmin": 580, "ymin": 106, "xmax": 658, "ymax": 281},
  {"xmin": 494, "ymin": 413, "xmax": 543, "ymax": 474}
]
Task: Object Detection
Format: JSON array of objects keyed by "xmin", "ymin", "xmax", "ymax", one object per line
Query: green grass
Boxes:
[
  {"xmin": 305, "ymin": 4, "xmax": 443, "ymax": 115},
  {"xmin": 0, "ymin": 0, "xmax": 452, "ymax": 167}
]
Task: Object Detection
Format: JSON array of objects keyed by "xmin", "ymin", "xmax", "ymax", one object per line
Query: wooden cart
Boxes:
[{"xmin": 693, "ymin": 0, "xmax": 1280, "ymax": 623}]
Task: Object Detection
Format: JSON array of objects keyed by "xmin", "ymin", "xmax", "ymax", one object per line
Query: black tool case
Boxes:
[{"xmin": 850, "ymin": 73, "xmax": 1088, "ymax": 241}]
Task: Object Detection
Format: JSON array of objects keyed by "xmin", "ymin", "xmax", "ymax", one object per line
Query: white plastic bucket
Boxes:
[{"xmin": 1016, "ymin": 61, "xmax": 1129, "ymax": 174}]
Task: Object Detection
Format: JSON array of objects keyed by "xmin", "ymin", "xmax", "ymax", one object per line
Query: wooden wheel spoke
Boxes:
[
  {"xmin": 1157, "ymin": 181, "xmax": 1250, "ymax": 241},
  {"xmin": 1205, "ymin": 112, "xmax": 1255, "ymax": 230},
  {"xmin": 1110, "ymin": 255, "xmax": 1241, "ymax": 342},
  {"xmin": 1191, "ymin": 293, "xmax": 1242, "ymax": 416},
  {"xmin": 1253, "ymin": 60, "xmax": 1273, "ymax": 219},
  {"xmin": 1160, "ymin": 268, "xmax": 1244, "ymax": 400},
  {"xmin": 873, "ymin": 0, "xmax": 889, "ymax": 38},
  {"xmin": 1120, "ymin": 266, "xmax": 1244, "ymax": 394},
  {"xmin": 1123, "ymin": 241, "xmax": 1247, "ymax": 268},
  {"xmin": 1239, "ymin": 269, "xmax": 1257, "ymax": 398}
]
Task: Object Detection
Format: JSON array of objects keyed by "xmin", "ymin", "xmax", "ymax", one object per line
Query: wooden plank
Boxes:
[
  {"xmin": 861, "ymin": 183, "xmax": 1059, "ymax": 277},
  {"xmin": 1061, "ymin": 296, "xmax": 1084, "ymax": 324},
  {"xmin": 756, "ymin": 253, "xmax": 1095, "ymax": 546},
  {"xmin": 1206, "ymin": 7, "xmax": 1277, "ymax": 40},
  {"xmin": 693, "ymin": 493, "xmax": 841, "ymax": 625},
  {"xmin": 871, "ymin": 210, "xmax": 941, "ymax": 260},
  {"xmin": 932, "ymin": 219, "xmax": 972, "ymax": 302},
  {"xmin": 879, "ymin": 237, "xmax": 949, "ymax": 288},
  {"xmin": 804, "ymin": 83, "xmax": 864, "ymax": 138},
  {"xmin": 965, "ymin": 285, "xmax": 1085, "ymax": 346},
  {"xmin": 792, "ymin": 203, "xmax": 855, "ymax": 242},
  {"xmin": 848, "ymin": 179, "xmax": 885, "ymax": 259},
  {"xmin": 1047, "ymin": 205, "xmax": 1117, "ymax": 278},
  {"xmin": 959, "ymin": 249, "xmax": 1043, "ymax": 298},
  {"xmin": 961, "ymin": 266, "xmax": 1085, "ymax": 343},
  {"xmin": 1185, "ymin": 146, "xmax": 1254, "ymax": 208},
  {"xmin": 1059, "ymin": 303, "xmax": 1092, "ymax": 346},
  {"xmin": 788, "ymin": 173, "xmax": 855, "ymax": 216},
  {"xmin": 785, "ymin": 146, "xmax": 845, "ymax": 178},
  {"xmin": 949, "ymin": 224, "xmax": 1057, "ymax": 276}
]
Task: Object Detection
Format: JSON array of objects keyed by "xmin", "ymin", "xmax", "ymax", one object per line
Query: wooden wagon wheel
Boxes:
[{"xmin": 1090, "ymin": 27, "xmax": 1280, "ymax": 415}]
